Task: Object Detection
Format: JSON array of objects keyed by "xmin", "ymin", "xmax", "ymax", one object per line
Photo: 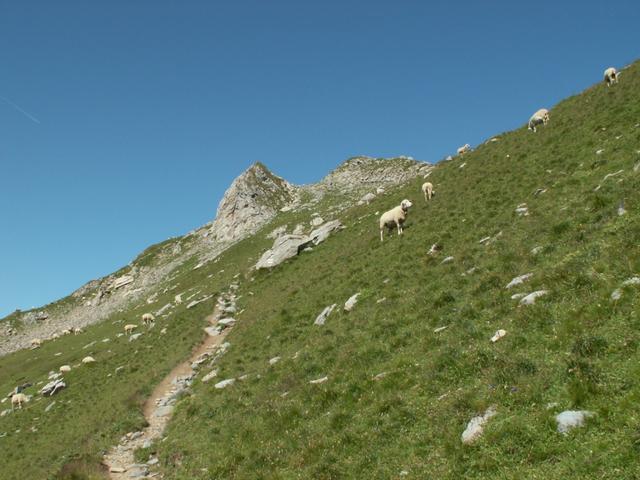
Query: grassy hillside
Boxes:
[
  {"xmin": 159, "ymin": 63, "xmax": 640, "ymax": 478},
  {"xmin": 0, "ymin": 60, "xmax": 638, "ymax": 479}
]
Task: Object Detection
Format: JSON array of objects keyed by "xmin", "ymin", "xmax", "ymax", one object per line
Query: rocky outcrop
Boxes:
[
  {"xmin": 313, "ymin": 156, "xmax": 432, "ymax": 194},
  {"xmin": 256, "ymin": 220, "xmax": 344, "ymax": 269},
  {"xmin": 208, "ymin": 162, "xmax": 297, "ymax": 242}
]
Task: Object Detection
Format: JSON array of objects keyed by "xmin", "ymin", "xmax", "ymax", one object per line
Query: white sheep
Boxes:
[
  {"xmin": 61, "ymin": 329, "xmax": 72, "ymax": 336},
  {"xmin": 457, "ymin": 144, "xmax": 471, "ymax": 155},
  {"xmin": 528, "ymin": 108, "xmax": 550, "ymax": 132},
  {"xmin": 124, "ymin": 324, "xmax": 137, "ymax": 335},
  {"xmin": 59, "ymin": 365, "xmax": 71, "ymax": 373},
  {"xmin": 73, "ymin": 327, "xmax": 83, "ymax": 335},
  {"xmin": 30, "ymin": 338, "xmax": 42, "ymax": 349},
  {"xmin": 604, "ymin": 67, "xmax": 619, "ymax": 86},
  {"xmin": 379, "ymin": 199, "xmax": 413, "ymax": 242},
  {"xmin": 11, "ymin": 393, "xmax": 29, "ymax": 410},
  {"xmin": 174, "ymin": 294, "xmax": 183, "ymax": 304},
  {"xmin": 421, "ymin": 182, "xmax": 435, "ymax": 201},
  {"xmin": 82, "ymin": 356, "xmax": 96, "ymax": 364},
  {"xmin": 142, "ymin": 313, "xmax": 155, "ymax": 328}
]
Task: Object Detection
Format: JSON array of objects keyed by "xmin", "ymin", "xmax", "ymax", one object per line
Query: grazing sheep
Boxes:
[
  {"xmin": 59, "ymin": 365, "xmax": 71, "ymax": 373},
  {"xmin": 142, "ymin": 313, "xmax": 155, "ymax": 328},
  {"xmin": 124, "ymin": 324, "xmax": 137, "ymax": 335},
  {"xmin": 422, "ymin": 182, "xmax": 435, "ymax": 201},
  {"xmin": 174, "ymin": 294, "xmax": 182, "ymax": 304},
  {"xmin": 379, "ymin": 199, "xmax": 413, "ymax": 242},
  {"xmin": 30, "ymin": 338, "xmax": 42, "ymax": 349},
  {"xmin": 604, "ymin": 67, "xmax": 619, "ymax": 86},
  {"xmin": 11, "ymin": 393, "xmax": 29, "ymax": 410},
  {"xmin": 528, "ymin": 108, "xmax": 550, "ymax": 132},
  {"xmin": 457, "ymin": 144, "xmax": 471, "ymax": 155},
  {"xmin": 73, "ymin": 327, "xmax": 83, "ymax": 335},
  {"xmin": 81, "ymin": 356, "xmax": 95, "ymax": 364},
  {"xmin": 61, "ymin": 329, "xmax": 72, "ymax": 336}
]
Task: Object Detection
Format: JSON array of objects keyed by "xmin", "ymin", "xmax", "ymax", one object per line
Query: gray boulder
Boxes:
[
  {"xmin": 556, "ymin": 410, "xmax": 594, "ymax": 434},
  {"xmin": 256, "ymin": 234, "xmax": 313, "ymax": 269},
  {"xmin": 309, "ymin": 220, "xmax": 344, "ymax": 245}
]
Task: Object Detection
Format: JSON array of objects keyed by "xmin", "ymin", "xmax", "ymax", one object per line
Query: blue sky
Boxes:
[{"xmin": 1, "ymin": 1, "xmax": 638, "ymax": 317}]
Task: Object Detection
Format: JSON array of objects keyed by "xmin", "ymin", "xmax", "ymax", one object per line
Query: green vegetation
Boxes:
[{"xmin": 0, "ymin": 60, "xmax": 639, "ymax": 479}]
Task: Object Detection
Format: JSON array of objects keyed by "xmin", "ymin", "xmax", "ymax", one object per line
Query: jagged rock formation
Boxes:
[{"xmin": 207, "ymin": 162, "xmax": 297, "ymax": 242}]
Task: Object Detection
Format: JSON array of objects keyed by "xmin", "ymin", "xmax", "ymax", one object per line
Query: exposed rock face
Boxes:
[
  {"xmin": 312, "ymin": 156, "xmax": 431, "ymax": 195},
  {"xmin": 209, "ymin": 162, "xmax": 297, "ymax": 242}
]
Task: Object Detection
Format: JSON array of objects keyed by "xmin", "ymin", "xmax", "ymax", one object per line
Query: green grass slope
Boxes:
[
  {"xmin": 159, "ymin": 63, "xmax": 640, "ymax": 479},
  {"xmin": 0, "ymin": 60, "xmax": 638, "ymax": 480}
]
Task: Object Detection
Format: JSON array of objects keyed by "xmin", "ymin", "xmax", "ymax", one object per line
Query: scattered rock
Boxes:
[
  {"xmin": 309, "ymin": 376, "xmax": 328, "ymax": 385},
  {"xmin": 314, "ymin": 304, "xmax": 337, "ymax": 326},
  {"xmin": 44, "ymin": 401, "xmax": 56, "ymax": 413},
  {"xmin": 40, "ymin": 379, "xmax": 66, "ymax": 397},
  {"xmin": 344, "ymin": 293, "xmax": 360, "ymax": 312},
  {"xmin": 506, "ymin": 273, "xmax": 533, "ymax": 289},
  {"xmin": 310, "ymin": 216, "xmax": 324, "ymax": 227},
  {"xmin": 269, "ymin": 356, "xmax": 281, "ymax": 366},
  {"xmin": 511, "ymin": 293, "xmax": 527, "ymax": 300},
  {"xmin": 611, "ymin": 289, "xmax": 622, "ymax": 300},
  {"xmin": 441, "ymin": 256, "xmax": 454, "ymax": 264},
  {"xmin": 109, "ymin": 467, "xmax": 126, "ymax": 473},
  {"xmin": 461, "ymin": 406, "xmax": 497, "ymax": 444},
  {"xmin": 129, "ymin": 333, "xmax": 143, "ymax": 342},
  {"xmin": 267, "ymin": 225, "xmax": 288, "ymax": 239},
  {"xmin": 433, "ymin": 326, "xmax": 448, "ymax": 333},
  {"xmin": 531, "ymin": 246, "xmax": 543, "ymax": 255},
  {"xmin": 519, "ymin": 290, "xmax": 549, "ymax": 306},
  {"xmin": 428, "ymin": 243, "xmax": 442, "ymax": 255},
  {"xmin": 358, "ymin": 193, "xmax": 376, "ymax": 205},
  {"xmin": 515, "ymin": 203, "xmax": 529, "ymax": 216},
  {"xmin": 555, "ymin": 410, "xmax": 594, "ymax": 435},
  {"xmin": 491, "ymin": 329, "xmax": 507, "ymax": 343},
  {"xmin": 81, "ymin": 356, "xmax": 95, "ymax": 364},
  {"xmin": 214, "ymin": 379, "xmax": 235, "ymax": 389},
  {"xmin": 376, "ymin": 297, "xmax": 387, "ymax": 304}
]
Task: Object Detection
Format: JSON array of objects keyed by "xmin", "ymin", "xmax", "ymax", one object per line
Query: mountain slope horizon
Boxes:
[{"xmin": 0, "ymin": 59, "xmax": 639, "ymax": 479}]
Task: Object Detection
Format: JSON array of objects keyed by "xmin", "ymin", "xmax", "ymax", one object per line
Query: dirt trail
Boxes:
[{"xmin": 103, "ymin": 305, "xmax": 229, "ymax": 479}]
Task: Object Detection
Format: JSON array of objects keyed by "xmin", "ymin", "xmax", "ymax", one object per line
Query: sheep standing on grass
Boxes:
[
  {"xmin": 142, "ymin": 313, "xmax": 155, "ymax": 328},
  {"xmin": 124, "ymin": 324, "xmax": 137, "ymax": 335},
  {"xmin": 457, "ymin": 144, "xmax": 471, "ymax": 155},
  {"xmin": 73, "ymin": 327, "xmax": 83, "ymax": 335},
  {"xmin": 30, "ymin": 338, "xmax": 42, "ymax": 349},
  {"xmin": 604, "ymin": 67, "xmax": 619, "ymax": 86},
  {"xmin": 422, "ymin": 182, "xmax": 435, "ymax": 201},
  {"xmin": 11, "ymin": 393, "xmax": 29, "ymax": 410},
  {"xmin": 528, "ymin": 109, "xmax": 549, "ymax": 132},
  {"xmin": 379, "ymin": 199, "xmax": 413, "ymax": 242}
]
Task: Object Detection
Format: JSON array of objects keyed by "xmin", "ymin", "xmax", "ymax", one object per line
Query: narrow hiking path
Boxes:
[{"xmin": 102, "ymin": 289, "xmax": 237, "ymax": 479}]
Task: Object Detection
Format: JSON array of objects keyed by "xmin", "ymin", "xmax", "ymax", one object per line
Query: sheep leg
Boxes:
[
  {"xmin": 396, "ymin": 221, "xmax": 402, "ymax": 235},
  {"xmin": 380, "ymin": 229, "xmax": 384, "ymax": 242}
]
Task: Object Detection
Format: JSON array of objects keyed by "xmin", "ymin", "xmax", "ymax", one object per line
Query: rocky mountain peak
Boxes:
[{"xmin": 209, "ymin": 162, "xmax": 298, "ymax": 242}]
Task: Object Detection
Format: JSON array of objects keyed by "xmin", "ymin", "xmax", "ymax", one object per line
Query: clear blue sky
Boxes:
[{"xmin": 1, "ymin": 1, "xmax": 638, "ymax": 317}]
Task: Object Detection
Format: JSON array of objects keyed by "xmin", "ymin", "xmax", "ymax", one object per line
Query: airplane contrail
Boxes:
[{"xmin": 0, "ymin": 95, "xmax": 41, "ymax": 124}]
